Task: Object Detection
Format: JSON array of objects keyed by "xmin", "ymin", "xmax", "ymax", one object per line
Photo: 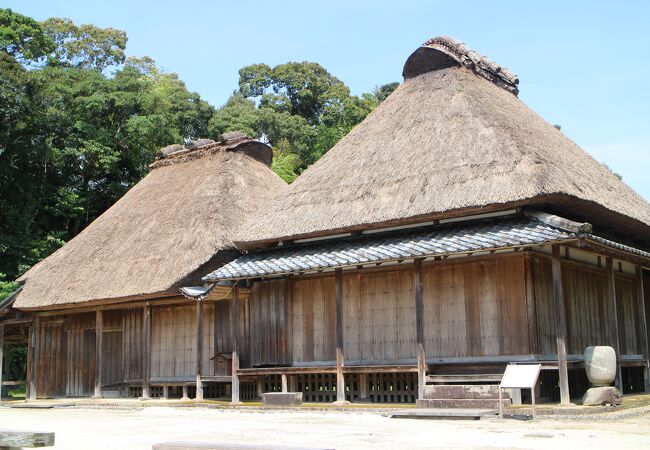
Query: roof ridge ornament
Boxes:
[
  {"xmin": 524, "ymin": 209, "xmax": 593, "ymax": 234},
  {"xmin": 403, "ymin": 35, "xmax": 520, "ymax": 96}
]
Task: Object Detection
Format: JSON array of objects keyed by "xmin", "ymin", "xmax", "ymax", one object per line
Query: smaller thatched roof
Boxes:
[{"xmin": 13, "ymin": 135, "xmax": 286, "ymax": 310}]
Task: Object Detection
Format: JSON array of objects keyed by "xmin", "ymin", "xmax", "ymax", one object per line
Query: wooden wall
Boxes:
[
  {"xmin": 247, "ymin": 253, "xmax": 529, "ymax": 366},
  {"xmin": 343, "ymin": 269, "xmax": 415, "ymax": 361},
  {"xmin": 422, "ymin": 255, "xmax": 528, "ymax": 357},
  {"xmin": 65, "ymin": 313, "xmax": 95, "ymax": 397},
  {"xmin": 151, "ymin": 305, "xmax": 195, "ymax": 377},
  {"xmin": 123, "ymin": 308, "xmax": 143, "ymax": 381},
  {"xmin": 102, "ymin": 310, "xmax": 123, "ymax": 387},
  {"xmin": 34, "ymin": 319, "xmax": 66, "ymax": 398},
  {"xmin": 532, "ymin": 255, "xmax": 641, "ymax": 355}
]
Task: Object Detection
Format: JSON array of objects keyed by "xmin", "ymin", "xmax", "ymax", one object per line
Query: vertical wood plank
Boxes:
[
  {"xmin": 94, "ymin": 310, "xmax": 103, "ymax": 397},
  {"xmin": 335, "ymin": 268, "xmax": 346, "ymax": 404},
  {"xmin": 0, "ymin": 324, "xmax": 4, "ymax": 399},
  {"xmin": 195, "ymin": 300, "xmax": 204, "ymax": 400},
  {"xmin": 142, "ymin": 304, "xmax": 151, "ymax": 399},
  {"xmin": 524, "ymin": 254, "xmax": 539, "ymax": 354},
  {"xmin": 28, "ymin": 315, "xmax": 39, "ymax": 400},
  {"xmin": 606, "ymin": 257, "xmax": 623, "ymax": 391},
  {"xmin": 637, "ymin": 266, "xmax": 650, "ymax": 392},
  {"xmin": 414, "ymin": 258, "xmax": 426, "ymax": 400},
  {"xmin": 231, "ymin": 283, "xmax": 241, "ymax": 404},
  {"xmin": 551, "ymin": 245, "xmax": 571, "ymax": 405}
]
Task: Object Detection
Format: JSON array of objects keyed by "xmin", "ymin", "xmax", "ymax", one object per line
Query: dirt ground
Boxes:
[{"xmin": 1, "ymin": 405, "xmax": 650, "ymax": 449}]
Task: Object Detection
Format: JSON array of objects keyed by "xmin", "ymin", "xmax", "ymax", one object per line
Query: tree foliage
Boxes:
[
  {"xmin": 0, "ymin": 9, "xmax": 213, "ymax": 281},
  {"xmin": 0, "ymin": 9, "xmax": 398, "ymax": 295}
]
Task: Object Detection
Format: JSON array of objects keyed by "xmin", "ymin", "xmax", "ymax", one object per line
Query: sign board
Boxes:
[{"xmin": 500, "ymin": 364, "xmax": 541, "ymax": 389}]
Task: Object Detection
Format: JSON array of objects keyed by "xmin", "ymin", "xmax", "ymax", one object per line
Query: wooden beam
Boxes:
[
  {"xmin": 551, "ymin": 245, "xmax": 571, "ymax": 404},
  {"xmin": 334, "ymin": 268, "xmax": 346, "ymax": 404},
  {"xmin": 28, "ymin": 315, "xmax": 39, "ymax": 401},
  {"xmin": 142, "ymin": 304, "xmax": 151, "ymax": 400},
  {"xmin": 195, "ymin": 300, "xmax": 204, "ymax": 400},
  {"xmin": 414, "ymin": 258, "xmax": 426, "ymax": 400},
  {"xmin": 606, "ymin": 257, "xmax": 623, "ymax": 391},
  {"xmin": 94, "ymin": 310, "xmax": 103, "ymax": 398},
  {"xmin": 230, "ymin": 284, "xmax": 241, "ymax": 405},
  {"xmin": 524, "ymin": 254, "xmax": 539, "ymax": 354},
  {"xmin": 637, "ymin": 266, "xmax": 650, "ymax": 392},
  {"xmin": 0, "ymin": 324, "xmax": 3, "ymax": 399}
]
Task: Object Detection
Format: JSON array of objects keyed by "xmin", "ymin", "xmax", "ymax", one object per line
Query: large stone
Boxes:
[
  {"xmin": 584, "ymin": 346, "xmax": 617, "ymax": 386},
  {"xmin": 582, "ymin": 386, "xmax": 622, "ymax": 406},
  {"xmin": 261, "ymin": 392, "xmax": 303, "ymax": 407}
]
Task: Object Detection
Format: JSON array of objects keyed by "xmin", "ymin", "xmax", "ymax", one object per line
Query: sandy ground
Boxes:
[{"xmin": 1, "ymin": 405, "xmax": 650, "ymax": 449}]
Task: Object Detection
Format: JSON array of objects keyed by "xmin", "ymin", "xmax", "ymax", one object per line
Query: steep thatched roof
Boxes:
[
  {"xmin": 235, "ymin": 36, "xmax": 650, "ymax": 249},
  {"xmin": 13, "ymin": 136, "xmax": 286, "ymax": 310}
]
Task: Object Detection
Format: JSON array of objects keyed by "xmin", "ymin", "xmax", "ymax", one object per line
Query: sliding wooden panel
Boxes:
[
  {"xmin": 65, "ymin": 313, "xmax": 95, "ymax": 397},
  {"xmin": 422, "ymin": 254, "xmax": 528, "ymax": 357},
  {"xmin": 151, "ymin": 305, "xmax": 195, "ymax": 377},
  {"xmin": 291, "ymin": 276, "xmax": 336, "ymax": 363},
  {"xmin": 249, "ymin": 279, "xmax": 289, "ymax": 366},
  {"xmin": 35, "ymin": 319, "xmax": 66, "ymax": 398},
  {"xmin": 123, "ymin": 308, "xmax": 143, "ymax": 381}
]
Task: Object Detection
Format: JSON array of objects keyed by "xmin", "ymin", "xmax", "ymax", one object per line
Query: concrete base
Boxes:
[
  {"xmin": 390, "ymin": 408, "xmax": 497, "ymax": 420},
  {"xmin": 229, "ymin": 401, "xmax": 243, "ymax": 406},
  {"xmin": 582, "ymin": 386, "xmax": 622, "ymax": 406},
  {"xmin": 262, "ymin": 392, "xmax": 302, "ymax": 407}
]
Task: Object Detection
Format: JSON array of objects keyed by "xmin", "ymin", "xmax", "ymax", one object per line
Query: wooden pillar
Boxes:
[
  {"xmin": 334, "ymin": 268, "xmax": 347, "ymax": 404},
  {"xmin": 181, "ymin": 385, "xmax": 189, "ymax": 400},
  {"xmin": 28, "ymin": 315, "xmax": 39, "ymax": 401},
  {"xmin": 288, "ymin": 375, "xmax": 296, "ymax": 393},
  {"xmin": 162, "ymin": 385, "xmax": 169, "ymax": 400},
  {"xmin": 281, "ymin": 373, "xmax": 288, "ymax": 393},
  {"xmin": 195, "ymin": 300, "xmax": 204, "ymax": 400},
  {"xmin": 551, "ymin": 245, "xmax": 570, "ymax": 404},
  {"xmin": 636, "ymin": 266, "xmax": 650, "ymax": 392},
  {"xmin": 414, "ymin": 258, "xmax": 426, "ymax": 400},
  {"xmin": 142, "ymin": 304, "xmax": 151, "ymax": 400},
  {"xmin": 0, "ymin": 324, "xmax": 4, "ymax": 400},
  {"xmin": 606, "ymin": 257, "xmax": 623, "ymax": 391},
  {"xmin": 358, "ymin": 373, "xmax": 369, "ymax": 400},
  {"xmin": 231, "ymin": 283, "xmax": 241, "ymax": 405},
  {"xmin": 94, "ymin": 310, "xmax": 103, "ymax": 398},
  {"xmin": 256, "ymin": 377, "xmax": 264, "ymax": 398}
]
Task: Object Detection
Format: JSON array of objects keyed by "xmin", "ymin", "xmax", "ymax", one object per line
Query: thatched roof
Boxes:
[
  {"xmin": 235, "ymin": 36, "xmax": 650, "ymax": 249},
  {"xmin": 13, "ymin": 136, "xmax": 286, "ymax": 310}
]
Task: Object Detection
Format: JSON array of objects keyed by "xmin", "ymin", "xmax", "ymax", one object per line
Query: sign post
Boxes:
[{"xmin": 499, "ymin": 364, "xmax": 542, "ymax": 419}]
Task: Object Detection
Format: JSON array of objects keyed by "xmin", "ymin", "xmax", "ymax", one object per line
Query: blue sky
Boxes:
[{"xmin": 9, "ymin": 0, "xmax": 650, "ymax": 200}]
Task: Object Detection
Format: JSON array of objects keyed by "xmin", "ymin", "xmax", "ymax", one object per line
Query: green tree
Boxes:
[
  {"xmin": 42, "ymin": 17, "xmax": 127, "ymax": 71},
  {"xmin": 0, "ymin": 8, "xmax": 54, "ymax": 62}
]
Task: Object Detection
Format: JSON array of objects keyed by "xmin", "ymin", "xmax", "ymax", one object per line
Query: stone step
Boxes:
[
  {"xmin": 417, "ymin": 398, "xmax": 511, "ymax": 409},
  {"xmin": 423, "ymin": 385, "xmax": 510, "ymax": 400}
]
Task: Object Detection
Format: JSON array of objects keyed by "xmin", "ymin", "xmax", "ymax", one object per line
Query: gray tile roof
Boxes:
[{"xmin": 204, "ymin": 216, "xmax": 580, "ymax": 281}]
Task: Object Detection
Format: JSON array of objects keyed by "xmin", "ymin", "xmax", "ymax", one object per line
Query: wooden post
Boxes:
[
  {"xmin": 636, "ymin": 266, "xmax": 650, "ymax": 392},
  {"xmin": 231, "ymin": 283, "xmax": 241, "ymax": 405},
  {"xmin": 281, "ymin": 373, "xmax": 288, "ymax": 393},
  {"xmin": 195, "ymin": 300, "xmax": 204, "ymax": 400},
  {"xmin": 162, "ymin": 385, "xmax": 169, "ymax": 400},
  {"xmin": 94, "ymin": 310, "xmax": 103, "ymax": 398},
  {"xmin": 0, "ymin": 324, "xmax": 3, "ymax": 400},
  {"xmin": 28, "ymin": 315, "xmax": 39, "ymax": 401},
  {"xmin": 181, "ymin": 385, "xmax": 189, "ymax": 400},
  {"xmin": 142, "ymin": 304, "xmax": 151, "ymax": 400},
  {"xmin": 551, "ymin": 245, "xmax": 570, "ymax": 405},
  {"xmin": 606, "ymin": 257, "xmax": 623, "ymax": 392},
  {"xmin": 359, "ymin": 373, "xmax": 369, "ymax": 400},
  {"xmin": 256, "ymin": 377, "xmax": 264, "ymax": 398},
  {"xmin": 288, "ymin": 375, "xmax": 296, "ymax": 393},
  {"xmin": 414, "ymin": 258, "xmax": 426, "ymax": 400},
  {"xmin": 334, "ymin": 268, "xmax": 347, "ymax": 405}
]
